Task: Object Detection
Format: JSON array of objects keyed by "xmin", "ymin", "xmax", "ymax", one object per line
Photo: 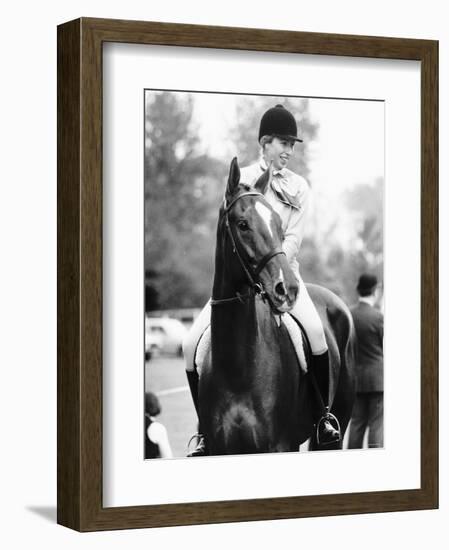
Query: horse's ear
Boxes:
[
  {"xmin": 225, "ymin": 157, "xmax": 240, "ymax": 201},
  {"xmin": 254, "ymin": 162, "xmax": 272, "ymax": 194}
]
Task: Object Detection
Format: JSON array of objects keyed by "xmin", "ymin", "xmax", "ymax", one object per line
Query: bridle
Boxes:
[{"xmin": 211, "ymin": 191, "xmax": 286, "ymax": 307}]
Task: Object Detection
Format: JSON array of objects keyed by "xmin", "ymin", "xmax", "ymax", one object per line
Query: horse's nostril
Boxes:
[{"xmin": 275, "ymin": 282, "xmax": 286, "ymax": 296}]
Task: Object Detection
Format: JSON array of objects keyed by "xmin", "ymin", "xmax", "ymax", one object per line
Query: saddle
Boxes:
[{"xmin": 194, "ymin": 313, "xmax": 309, "ymax": 376}]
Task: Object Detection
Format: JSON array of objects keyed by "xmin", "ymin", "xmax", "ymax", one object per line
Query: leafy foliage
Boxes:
[{"xmin": 145, "ymin": 92, "xmax": 226, "ymax": 309}]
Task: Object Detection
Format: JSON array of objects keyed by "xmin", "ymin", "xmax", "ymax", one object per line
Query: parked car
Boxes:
[{"xmin": 145, "ymin": 316, "xmax": 187, "ymax": 359}]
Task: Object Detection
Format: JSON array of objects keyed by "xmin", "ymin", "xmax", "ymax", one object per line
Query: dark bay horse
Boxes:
[{"xmin": 198, "ymin": 158, "xmax": 355, "ymax": 455}]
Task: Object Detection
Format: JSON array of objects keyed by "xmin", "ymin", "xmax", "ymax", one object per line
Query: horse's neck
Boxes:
[
  {"xmin": 211, "ymin": 297, "xmax": 257, "ymax": 333},
  {"xmin": 211, "ymin": 298, "xmax": 259, "ymax": 369},
  {"xmin": 211, "ymin": 237, "xmax": 269, "ymax": 369}
]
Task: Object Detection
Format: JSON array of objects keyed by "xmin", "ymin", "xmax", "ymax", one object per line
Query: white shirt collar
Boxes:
[
  {"xmin": 359, "ymin": 296, "xmax": 376, "ymax": 307},
  {"xmin": 260, "ymin": 157, "xmax": 286, "ymax": 177}
]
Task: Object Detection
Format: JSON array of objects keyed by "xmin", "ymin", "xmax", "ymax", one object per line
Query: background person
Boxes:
[
  {"xmin": 348, "ymin": 274, "xmax": 384, "ymax": 449},
  {"xmin": 145, "ymin": 391, "xmax": 173, "ymax": 459}
]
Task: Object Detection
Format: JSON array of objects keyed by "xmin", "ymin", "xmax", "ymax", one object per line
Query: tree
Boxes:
[
  {"xmin": 145, "ymin": 91, "xmax": 226, "ymax": 310},
  {"xmin": 320, "ymin": 178, "xmax": 384, "ymax": 304}
]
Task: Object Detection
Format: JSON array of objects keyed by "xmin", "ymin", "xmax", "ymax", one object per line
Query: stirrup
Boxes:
[
  {"xmin": 187, "ymin": 432, "xmax": 208, "ymax": 457},
  {"xmin": 316, "ymin": 409, "xmax": 341, "ymax": 446}
]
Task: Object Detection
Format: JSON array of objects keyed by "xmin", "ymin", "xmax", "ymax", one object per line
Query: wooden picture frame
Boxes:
[{"xmin": 57, "ymin": 17, "xmax": 438, "ymax": 531}]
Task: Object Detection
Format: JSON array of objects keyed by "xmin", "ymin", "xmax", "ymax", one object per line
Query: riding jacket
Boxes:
[{"xmin": 239, "ymin": 160, "xmax": 310, "ymax": 279}]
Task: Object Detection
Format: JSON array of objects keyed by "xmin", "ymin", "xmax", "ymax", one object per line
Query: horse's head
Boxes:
[{"xmin": 217, "ymin": 157, "xmax": 298, "ymax": 313}]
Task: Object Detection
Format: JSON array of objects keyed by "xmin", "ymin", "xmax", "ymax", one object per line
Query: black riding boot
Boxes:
[
  {"xmin": 186, "ymin": 369, "xmax": 208, "ymax": 457},
  {"xmin": 312, "ymin": 351, "xmax": 341, "ymax": 446}
]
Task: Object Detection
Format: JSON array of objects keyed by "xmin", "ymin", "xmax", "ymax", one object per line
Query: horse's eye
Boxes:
[{"xmin": 237, "ymin": 220, "xmax": 249, "ymax": 231}]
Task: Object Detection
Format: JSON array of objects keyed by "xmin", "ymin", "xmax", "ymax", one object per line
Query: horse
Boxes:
[{"xmin": 197, "ymin": 157, "xmax": 355, "ymax": 455}]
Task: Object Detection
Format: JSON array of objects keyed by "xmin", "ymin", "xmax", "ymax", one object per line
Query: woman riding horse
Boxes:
[{"xmin": 184, "ymin": 104, "xmax": 341, "ymax": 455}]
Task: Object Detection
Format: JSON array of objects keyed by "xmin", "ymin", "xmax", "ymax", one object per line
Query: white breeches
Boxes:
[{"xmin": 183, "ymin": 274, "xmax": 328, "ymax": 372}]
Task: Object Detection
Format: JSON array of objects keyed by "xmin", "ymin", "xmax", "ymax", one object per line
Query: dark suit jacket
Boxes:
[{"xmin": 350, "ymin": 301, "xmax": 384, "ymax": 393}]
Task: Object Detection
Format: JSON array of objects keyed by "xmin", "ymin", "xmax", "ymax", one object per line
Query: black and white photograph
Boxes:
[
  {"xmin": 143, "ymin": 90, "xmax": 384, "ymax": 459},
  {"xmin": 2, "ymin": 0, "xmax": 443, "ymax": 544}
]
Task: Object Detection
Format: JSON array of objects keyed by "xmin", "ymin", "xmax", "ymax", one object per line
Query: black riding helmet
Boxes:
[{"xmin": 258, "ymin": 104, "xmax": 303, "ymax": 143}]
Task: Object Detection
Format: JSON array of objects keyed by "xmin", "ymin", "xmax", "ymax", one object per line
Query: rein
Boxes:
[{"xmin": 211, "ymin": 191, "xmax": 285, "ymax": 307}]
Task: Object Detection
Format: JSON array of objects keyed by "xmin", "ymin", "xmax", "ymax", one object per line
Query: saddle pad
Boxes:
[
  {"xmin": 194, "ymin": 325, "xmax": 211, "ymax": 377},
  {"xmin": 281, "ymin": 313, "xmax": 308, "ymax": 374},
  {"xmin": 194, "ymin": 316, "xmax": 307, "ymax": 376}
]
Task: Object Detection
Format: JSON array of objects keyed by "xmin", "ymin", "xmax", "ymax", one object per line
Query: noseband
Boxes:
[{"xmin": 211, "ymin": 191, "xmax": 286, "ymax": 307}]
